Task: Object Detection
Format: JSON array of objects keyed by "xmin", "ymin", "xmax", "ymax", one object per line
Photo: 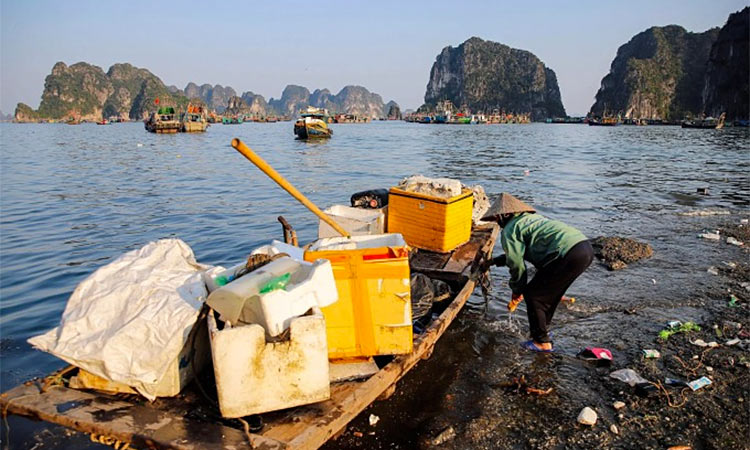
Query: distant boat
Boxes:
[
  {"xmin": 588, "ymin": 117, "xmax": 619, "ymax": 126},
  {"xmin": 145, "ymin": 107, "xmax": 181, "ymax": 133},
  {"xmin": 222, "ymin": 116, "xmax": 243, "ymax": 125},
  {"xmin": 682, "ymin": 113, "xmax": 725, "ymax": 129},
  {"xmin": 181, "ymin": 104, "xmax": 208, "ymax": 132},
  {"xmin": 96, "ymin": 119, "xmax": 110, "ymax": 125},
  {"xmin": 294, "ymin": 107, "xmax": 332, "ymax": 139}
]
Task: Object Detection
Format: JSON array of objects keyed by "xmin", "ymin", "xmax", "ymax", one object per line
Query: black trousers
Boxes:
[{"xmin": 524, "ymin": 240, "xmax": 594, "ymax": 343}]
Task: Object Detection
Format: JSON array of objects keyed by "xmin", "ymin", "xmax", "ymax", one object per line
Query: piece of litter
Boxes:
[
  {"xmin": 667, "ymin": 320, "xmax": 682, "ymax": 329},
  {"xmin": 523, "ymin": 169, "xmax": 530, "ymax": 176},
  {"xmin": 691, "ymin": 339, "xmax": 708, "ymax": 347},
  {"xmin": 727, "ymin": 237, "xmax": 744, "ymax": 246},
  {"xmin": 707, "ymin": 341, "xmax": 719, "ymax": 348},
  {"xmin": 577, "ymin": 407, "xmax": 597, "ymax": 426},
  {"xmin": 613, "ymin": 401, "xmax": 626, "ymax": 410},
  {"xmin": 368, "ymin": 414, "xmax": 379, "ymax": 426},
  {"xmin": 136, "ymin": 143, "xmax": 144, "ymax": 147},
  {"xmin": 610, "ymin": 368, "xmax": 648, "ymax": 386},
  {"xmin": 699, "ymin": 232, "xmax": 720, "ymax": 240},
  {"xmin": 728, "ymin": 295, "xmax": 739, "ymax": 307},
  {"xmin": 610, "ymin": 424, "xmax": 619, "ymax": 434},
  {"xmin": 723, "ymin": 261, "xmax": 737, "ymax": 268},
  {"xmin": 642, "ymin": 349, "xmax": 661, "ymax": 359},
  {"xmin": 687, "ymin": 376, "xmax": 712, "ymax": 391},
  {"xmin": 741, "ymin": 219, "xmax": 749, "ymax": 224},
  {"xmin": 726, "ymin": 338, "xmax": 740, "ymax": 346},
  {"xmin": 707, "ymin": 267, "xmax": 719, "ymax": 275},
  {"xmin": 353, "ymin": 431, "xmax": 363, "ymax": 438},
  {"xmin": 652, "ymin": 279, "xmax": 657, "ymax": 285},
  {"xmin": 706, "ymin": 366, "xmax": 713, "ymax": 373}
]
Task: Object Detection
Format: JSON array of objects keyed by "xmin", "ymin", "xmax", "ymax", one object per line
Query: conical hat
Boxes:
[{"xmin": 481, "ymin": 193, "xmax": 536, "ymax": 221}]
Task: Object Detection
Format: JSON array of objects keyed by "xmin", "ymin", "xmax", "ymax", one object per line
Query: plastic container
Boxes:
[
  {"xmin": 351, "ymin": 189, "xmax": 389, "ymax": 208},
  {"xmin": 387, "ymin": 187, "xmax": 473, "ymax": 252},
  {"xmin": 206, "ymin": 256, "xmax": 338, "ymax": 337},
  {"xmin": 304, "ymin": 233, "xmax": 412, "ymax": 358},
  {"xmin": 318, "ymin": 205, "xmax": 386, "ymax": 238},
  {"xmin": 208, "ymin": 307, "xmax": 330, "ymax": 417}
]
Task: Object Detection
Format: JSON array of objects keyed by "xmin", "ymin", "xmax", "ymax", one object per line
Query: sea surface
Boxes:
[{"xmin": 0, "ymin": 121, "xmax": 748, "ymax": 448}]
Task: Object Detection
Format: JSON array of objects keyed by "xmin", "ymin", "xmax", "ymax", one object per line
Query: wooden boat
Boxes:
[
  {"xmin": 145, "ymin": 107, "xmax": 181, "ymax": 133},
  {"xmin": 181, "ymin": 104, "xmax": 209, "ymax": 132},
  {"xmin": 681, "ymin": 113, "xmax": 725, "ymax": 129},
  {"xmin": 222, "ymin": 116, "xmax": 244, "ymax": 125},
  {"xmin": 0, "ymin": 224, "xmax": 498, "ymax": 450},
  {"xmin": 588, "ymin": 117, "xmax": 619, "ymax": 126},
  {"xmin": 96, "ymin": 119, "xmax": 110, "ymax": 125},
  {"xmin": 294, "ymin": 107, "xmax": 332, "ymax": 139}
]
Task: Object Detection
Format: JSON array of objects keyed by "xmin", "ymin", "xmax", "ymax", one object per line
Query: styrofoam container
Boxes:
[
  {"xmin": 319, "ymin": 205, "xmax": 386, "ymax": 238},
  {"xmin": 206, "ymin": 257, "xmax": 338, "ymax": 337},
  {"xmin": 208, "ymin": 307, "xmax": 330, "ymax": 417}
]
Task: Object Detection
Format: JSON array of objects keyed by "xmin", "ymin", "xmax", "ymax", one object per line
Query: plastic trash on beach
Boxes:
[
  {"xmin": 687, "ymin": 376, "xmax": 712, "ymax": 391},
  {"xmin": 28, "ymin": 239, "xmax": 211, "ymax": 400},
  {"xmin": 318, "ymin": 205, "xmax": 386, "ymax": 238},
  {"xmin": 698, "ymin": 231, "xmax": 721, "ymax": 240},
  {"xmin": 609, "ymin": 368, "xmax": 649, "ymax": 386},
  {"xmin": 642, "ymin": 349, "xmax": 661, "ymax": 359},
  {"xmin": 577, "ymin": 347, "xmax": 613, "ymax": 364},
  {"xmin": 727, "ymin": 236, "xmax": 744, "ymax": 246}
]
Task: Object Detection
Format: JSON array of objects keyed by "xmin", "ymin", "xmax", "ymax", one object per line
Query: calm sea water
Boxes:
[{"xmin": 0, "ymin": 121, "xmax": 748, "ymax": 447}]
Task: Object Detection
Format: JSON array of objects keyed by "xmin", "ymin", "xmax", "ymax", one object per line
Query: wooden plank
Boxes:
[{"xmin": 0, "ymin": 382, "xmax": 286, "ymax": 450}]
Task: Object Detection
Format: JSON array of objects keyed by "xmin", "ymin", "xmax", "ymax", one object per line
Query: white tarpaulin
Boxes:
[{"xmin": 28, "ymin": 238, "xmax": 210, "ymax": 400}]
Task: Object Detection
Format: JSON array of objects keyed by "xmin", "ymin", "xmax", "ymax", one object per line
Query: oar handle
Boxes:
[{"xmin": 231, "ymin": 138, "xmax": 351, "ymax": 238}]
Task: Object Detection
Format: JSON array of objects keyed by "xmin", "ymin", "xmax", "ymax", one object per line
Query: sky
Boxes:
[{"xmin": 1, "ymin": 1, "xmax": 746, "ymax": 116}]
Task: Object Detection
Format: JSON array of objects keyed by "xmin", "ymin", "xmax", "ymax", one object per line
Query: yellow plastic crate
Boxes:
[
  {"xmin": 387, "ymin": 187, "xmax": 473, "ymax": 252},
  {"xmin": 304, "ymin": 234, "xmax": 412, "ymax": 359}
]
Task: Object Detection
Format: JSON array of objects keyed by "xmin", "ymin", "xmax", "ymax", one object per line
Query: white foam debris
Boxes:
[{"xmin": 398, "ymin": 175, "xmax": 463, "ymax": 198}]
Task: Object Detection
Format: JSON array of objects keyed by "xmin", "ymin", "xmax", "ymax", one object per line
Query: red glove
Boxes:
[{"xmin": 508, "ymin": 293, "xmax": 524, "ymax": 312}]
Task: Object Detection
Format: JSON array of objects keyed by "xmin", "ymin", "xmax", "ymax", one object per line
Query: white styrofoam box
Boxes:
[
  {"xmin": 207, "ymin": 307, "xmax": 330, "ymax": 418},
  {"xmin": 206, "ymin": 257, "xmax": 338, "ymax": 336},
  {"xmin": 319, "ymin": 205, "xmax": 386, "ymax": 238},
  {"xmin": 308, "ymin": 233, "xmax": 407, "ymax": 252}
]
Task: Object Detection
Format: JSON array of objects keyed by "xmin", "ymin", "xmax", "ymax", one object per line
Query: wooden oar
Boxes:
[{"xmin": 231, "ymin": 138, "xmax": 351, "ymax": 238}]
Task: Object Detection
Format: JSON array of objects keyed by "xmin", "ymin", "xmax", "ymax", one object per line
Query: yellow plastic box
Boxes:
[
  {"xmin": 304, "ymin": 234, "xmax": 412, "ymax": 359},
  {"xmin": 387, "ymin": 187, "xmax": 473, "ymax": 252}
]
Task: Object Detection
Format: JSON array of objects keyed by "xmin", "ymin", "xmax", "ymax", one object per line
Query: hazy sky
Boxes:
[{"xmin": 1, "ymin": 1, "xmax": 746, "ymax": 116}]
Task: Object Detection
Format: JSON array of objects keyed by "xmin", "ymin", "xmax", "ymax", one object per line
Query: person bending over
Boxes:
[{"xmin": 482, "ymin": 193, "xmax": 593, "ymax": 352}]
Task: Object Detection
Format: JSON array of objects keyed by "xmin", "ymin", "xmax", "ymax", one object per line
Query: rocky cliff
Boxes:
[
  {"xmin": 184, "ymin": 83, "xmax": 237, "ymax": 113},
  {"xmin": 702, "ymin": 7, "xmax": 749, "ymax": 121},
  {"xmin": 424, "ymin": 37, "xmax": 566, "ymax": 120},
  {"xmin": 590, "ymin": 26, "xmax": 719, "ymax": 119},
  {"xmin": 16, "ymin": 62, "xmax": 188, "ymax": 121},
  {"xmin": 267, "ymin": 85, "xmax": 387, "ymax": 117}
]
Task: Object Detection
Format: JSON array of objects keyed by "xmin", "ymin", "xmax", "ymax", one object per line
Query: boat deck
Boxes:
[{"xmin": 0, "ymin": 225, "xmax": 499, "ymax": 450}]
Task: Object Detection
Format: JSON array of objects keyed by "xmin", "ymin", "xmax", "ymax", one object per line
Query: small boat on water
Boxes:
[
  {"xmin": 294, "ymin": 107, "xmax": 333, "ymax": 139},
  {"xmin": 181, "ymin": 104, "xmax": 209, "ymax": 132},
  {"xmin": 588, "ymin": 117, "xmax": 619, "ymax": 126},
  {"xmin": 222, "ymin": 116, "xmax": 244, "ymax": 125},
  {"xmin": 144, "ymin": 107, "xmax": 181, "ymax": 133},
  {"xmin": 96, "ymin": 119, "xmax": 109, "ymax": 125},
  {"xmin": 682, "ymin": 112, "xmax": 726, "ymax": 129}
]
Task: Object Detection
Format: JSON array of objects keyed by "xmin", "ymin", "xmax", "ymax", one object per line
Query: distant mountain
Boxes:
[
  {"xmin": 589, "ymin": 26, "xmax": 719, "ymax": 120},
  {"xmin": 15, "ymin": 61, "xmax": 394, "ymax": 121},
  {"xmin": 183, "ymin": 83, "xmax": 236, "ymax": 113},
  {"xmin": 424, "ymin": 37, "xmax": 566, "ymax": 120},
  {"xmin": 702, "ymin": 7, "xmax": 749, "ymax": 121},
  {"xmin": 267, "ymin": 85, "xmax": 388, "ymax": 118},
  {"xmin": 15, "ymin": 62, "xmax": 189, "ymax": 122}
]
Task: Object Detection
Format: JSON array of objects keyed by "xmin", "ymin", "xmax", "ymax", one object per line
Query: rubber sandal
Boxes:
[{"xmin": 521, "ymin": 340, "xmax": 554, "ymax": 353}]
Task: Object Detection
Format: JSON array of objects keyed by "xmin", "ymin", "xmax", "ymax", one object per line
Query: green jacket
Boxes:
[{"xmin": 501, "ymin": 213, "xmax": 588, "ymax": 295}]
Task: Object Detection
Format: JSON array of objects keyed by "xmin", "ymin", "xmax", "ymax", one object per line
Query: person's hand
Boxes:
[{"xmin": 508, "ymin": 293, "xmax": 524, "ymax": 312}]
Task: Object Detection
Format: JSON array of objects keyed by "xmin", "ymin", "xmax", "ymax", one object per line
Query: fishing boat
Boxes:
[
  {"xmin": 681, "ymin": 113, "xmax": 725, "ymax": 129},
  {"xmin": 588, "ymin": 117, "xmax": 619, "ymax": 126},
  {"xmin": 222, "ymin": 115, "xmax": 244, "ymax": 125},
  {"xmin": 144, "ymin": 107, "xmax": 181, "ymax": 133},
  {"xmin": 96, "ymin": 119, "xmax": 110, "ymax": 125},
  {"xmin": 294, "ymin": 107, "xmax": 332, "ymax": 139},
  {"xmin": 0, "ymin": 224, "xmax": 497, "ymax": 450},
  {"xmin": 181, "ymin": 104, "xmax": 209, "ymax": 132}
]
